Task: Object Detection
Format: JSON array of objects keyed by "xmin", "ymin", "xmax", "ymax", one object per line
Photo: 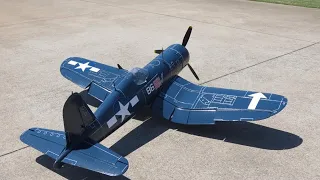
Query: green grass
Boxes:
[{"xmin": 251, "ymin": 0, "xmax": 320, "ymax": 8}]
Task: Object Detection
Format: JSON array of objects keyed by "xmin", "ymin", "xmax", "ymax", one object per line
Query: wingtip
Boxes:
[
  {"xmin": 102, "ymin": 157, "xmax": 129, "ymax": 176},
  {"xmin": 278, "ymin": 96, "xmax": 288, "ymax": 112},
  {"xmin": 20, "ymin": 128, "xmax": 37, "ymax": 143},
  {"xmin": 271, "ymin": 96, "xmax": 288, "ymax": 116}
]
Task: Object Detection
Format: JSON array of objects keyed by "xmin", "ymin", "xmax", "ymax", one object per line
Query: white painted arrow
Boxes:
[{"xmin": 248, "ymin": 92, "xmax": 267, "ymax": 110}]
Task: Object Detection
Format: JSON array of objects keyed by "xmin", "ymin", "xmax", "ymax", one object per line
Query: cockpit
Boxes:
[{"xmin": 129, "ymin": 67, "xmax": 149, "ymax": 85}]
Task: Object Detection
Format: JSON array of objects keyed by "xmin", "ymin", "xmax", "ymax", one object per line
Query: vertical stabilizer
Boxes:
[{"xmin": 63, "ymin": 93, "xmax": 95, "ymax": 148}]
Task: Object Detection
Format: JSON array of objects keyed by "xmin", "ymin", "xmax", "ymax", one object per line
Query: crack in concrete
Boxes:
[
  {"xmin": 0, "ymin": 12, "xmax": 95, "ymax": 28},
  {"xmin": 0, "ymin": 146, "xmax": 29, "ymax": 158},
  {"xmin": 79, "ymin": 0, "xmax": 316, "ymax": 43},
  {"xmin": 199, "ymin": 41, "xmax": 320, "ymax": 85},
  {"xmin": 1, "ymin": 0, "xmax": 315, "ymax": 43}
]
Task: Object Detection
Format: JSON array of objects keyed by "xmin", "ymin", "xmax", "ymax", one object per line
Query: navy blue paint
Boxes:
[
  {"xmin": 20, "ymin": 39, "xmax": 288, "ymax": 176},
  {"xmin": 20, "ymin": 128, "xmax": 128, "ymax": 176},
  {"xmin": 155, "ymin": 76, "xmax": 287, "ymax": 124}
]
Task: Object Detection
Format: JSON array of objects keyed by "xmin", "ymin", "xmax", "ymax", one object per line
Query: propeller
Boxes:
[
  {"xmin": 117, "ymin": 64, "xmax": 123, "ymax": 69},
  {"xmin": 182, "ymin": 26, "xmax": 192, "ymax": 47},
  {"xmin": 154, "ymin": 26, "xmax": 199, "ymax": 81},
  {"xmin": 154, "ymin": 49, "xmax": 163, "ymax": 54},
  {"xmin": 187, "ymin": 64, "xmax": 199, "ymax": 81},
  {"xmin": 182, "ymin": 26, "xmax": 199, "ymax": 81}
]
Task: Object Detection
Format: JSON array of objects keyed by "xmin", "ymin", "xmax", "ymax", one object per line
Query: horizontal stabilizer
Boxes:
[{"xmin": 20, "ymin": 128, "xmax": 128, "ymax": 176}]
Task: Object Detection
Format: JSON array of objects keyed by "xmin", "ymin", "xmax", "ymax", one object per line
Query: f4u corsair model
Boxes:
[{"xmin": 20, "ymin": 27, "xmax": 287, "ymax": 176}]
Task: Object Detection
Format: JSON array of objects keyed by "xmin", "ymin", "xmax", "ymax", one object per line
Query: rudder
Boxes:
[{"xmin": 63, "ymin": 92, "xmax": 95, "ymax": 148}]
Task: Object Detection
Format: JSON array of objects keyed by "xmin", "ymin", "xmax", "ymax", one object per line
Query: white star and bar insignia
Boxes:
[
  {"xmin": 106, "ymin": 96, "xmax": 140, "ymax": 128},
  {"xmin": 68, "ymin": 60, "xmax": 100, "ymax": 72}
]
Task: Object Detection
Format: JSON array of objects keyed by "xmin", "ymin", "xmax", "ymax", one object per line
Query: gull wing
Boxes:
[
  {"xmin": 60, "ymin": 57, "xmax": 128, "ymax": 101},
  {"xmin": 152, "ymin": 76, "xmax": 287, "ymax": 124}
]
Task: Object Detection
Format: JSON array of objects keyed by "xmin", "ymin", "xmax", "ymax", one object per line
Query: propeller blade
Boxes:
[
  {"xmin": 182, "ymin": 26, "xmax": 192, "ymax": 47},
  {"xmin": 117, "ymin": 64, "xmax": 123, "ymax": 69},
  {"xmin": 187, "ymin": 64, "xmax": 199, "ymax": 81},
  {"xmin": 154, "ymin": 49, "xmax": 163, "ymax": 54}
]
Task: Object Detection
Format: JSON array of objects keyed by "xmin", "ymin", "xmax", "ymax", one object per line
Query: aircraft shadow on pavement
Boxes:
[
  {"xmin": 36, "ymin": 155, "xmax": 130, "ymax": 180},
  {"xmin": 79, "ymin": 89, "xmax": 302, "ymax": 152},
  {"xmin": 78, "ymin": 89, "xmax": 303, "ymax": 174},
  {"xmin": 110, "ymin": 108, "xmax": 303, "ymax": 157}
]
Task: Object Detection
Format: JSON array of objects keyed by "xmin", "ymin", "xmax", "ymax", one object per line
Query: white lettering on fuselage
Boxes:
[
  {"xmin": 146, "ymin": 74, "xmax": 163, "ymax": 95},
  {"xmin": 146, "ymin": 83, "xmax": 155, "ymax": 95}
]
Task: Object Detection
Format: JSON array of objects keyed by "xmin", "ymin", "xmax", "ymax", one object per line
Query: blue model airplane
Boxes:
[{"xmin": 20, "ymin": 27, "xmax": 287, "ymax": 176}]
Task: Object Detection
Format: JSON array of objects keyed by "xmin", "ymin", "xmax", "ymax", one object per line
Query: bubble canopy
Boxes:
[{"xmin": 129, "ymin": 67, "xmax": 149, "ymax": 85}]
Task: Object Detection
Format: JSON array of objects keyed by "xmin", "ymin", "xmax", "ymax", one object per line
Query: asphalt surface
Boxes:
[{"xmin": 0, "ymin": 0, "xmax": 319, "ymax": 179}]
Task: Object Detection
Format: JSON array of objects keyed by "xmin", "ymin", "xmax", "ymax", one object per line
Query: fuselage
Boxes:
[{"xmin": 84, "ymin": 44, "xmax": 190, "ymax": 142}]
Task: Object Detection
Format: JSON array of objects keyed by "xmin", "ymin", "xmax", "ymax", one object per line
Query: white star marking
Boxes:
[
  {"xmin": 116, "ymin": 102, "xmax": 131, "ymax": 122},
  {"xmin": 75, "ymin": 62, "xmax": 92, "ymax": 72}
]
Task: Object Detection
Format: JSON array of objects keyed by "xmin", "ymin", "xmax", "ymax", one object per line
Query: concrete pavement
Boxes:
[{"xmin": 0, "ymin": 0, "xmax": 319, "ymax": 179}]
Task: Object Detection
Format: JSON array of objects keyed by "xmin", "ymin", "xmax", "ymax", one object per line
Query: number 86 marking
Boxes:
[{"xmin": 146, "ymin": 84, "xmax": 155, "ymax": 95}]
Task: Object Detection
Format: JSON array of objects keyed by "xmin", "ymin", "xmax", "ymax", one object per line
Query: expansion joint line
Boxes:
[
  {"xmin": 199, "ymin": 41, "xmax": 320, "ymax": 85},
  {"xmin": 0, "ymin": 146, "xmax": 29, "ymax": 158}
]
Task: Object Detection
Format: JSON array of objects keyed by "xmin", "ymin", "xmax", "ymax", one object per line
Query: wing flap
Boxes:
[
  {"xmin": 20, "ymin": 128, "xmax": 128, "ymax": 176},
  {"xmin": 87, "ymin": 83, "xmax": 110, "ymax": 102}
]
